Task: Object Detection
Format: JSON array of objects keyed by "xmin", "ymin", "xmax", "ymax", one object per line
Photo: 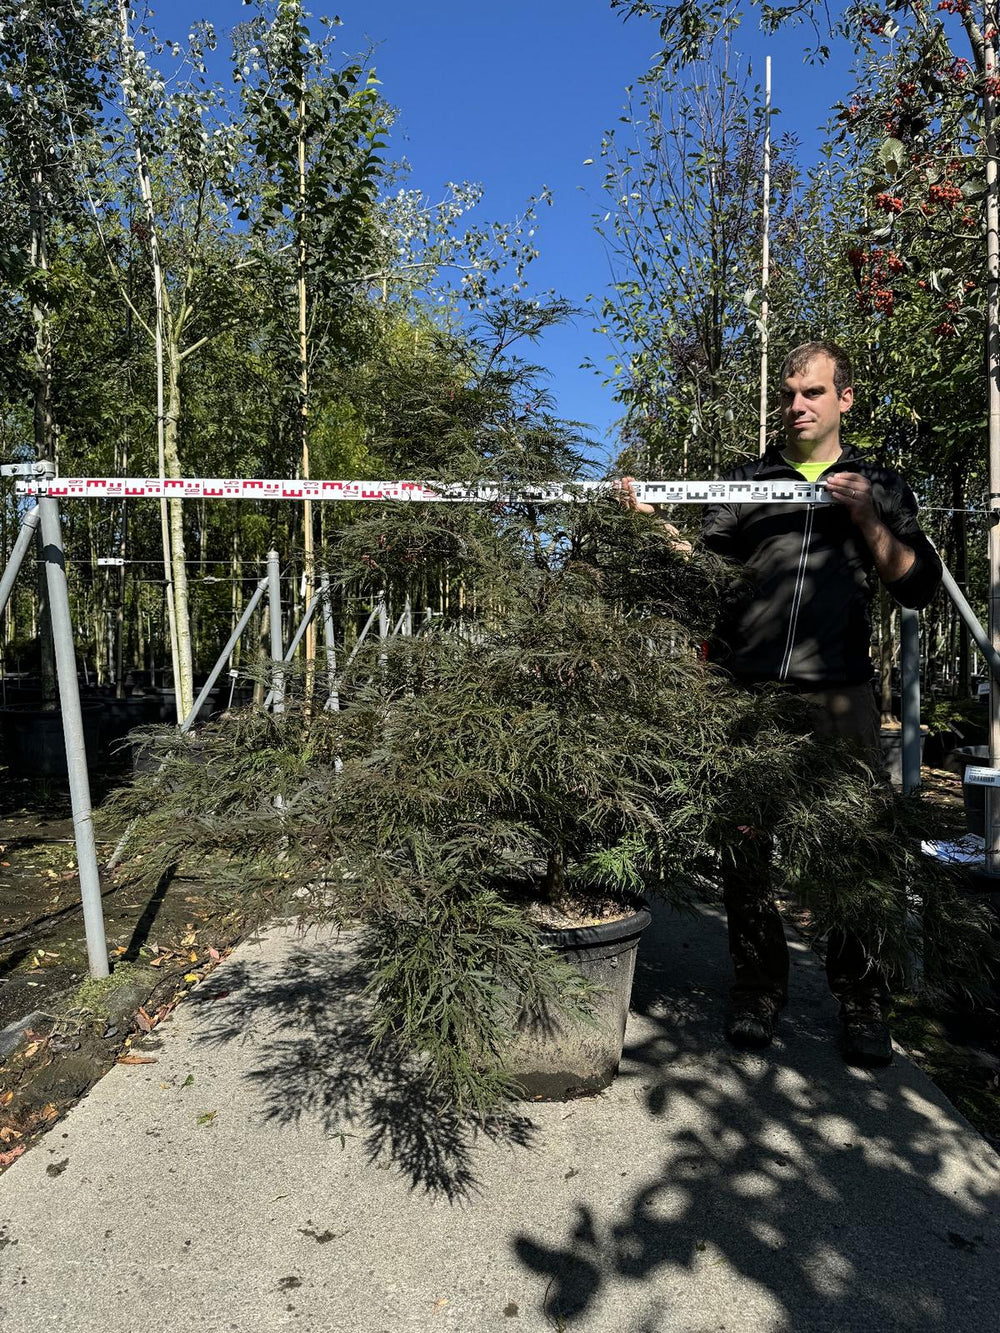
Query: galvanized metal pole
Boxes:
[
  {"xmin": 38, "ymin": 478, "xmax": 109, "ymax": 978},
  {"xmin": 986, "ymin": 22, "xmax": 1000, "ymax": 874},
  {"xmin": 263, "ymin": 588, "xmax": 322, "ymax": 711},
  {"xmin": 758, "ymin": 55, "xmax": 771, "ymax": 458},
  {"xmin": 267, "ymin": 549, "xmax": 284, "ymax": 715},
  {"xmin": 900, "ymin": 607, "xmax": 921, "ymax": 794},
  {"xmin": 320, "ymin": 572, "xmax": 339, "ymax": 713},
  {"xmin": 378, "ymin": 589, "xmax": 389, "ymax": 670},
  {"xmin": 0, "ymin": 505, "xmax": 40, "ymax": 619},
  {"xmin": 180, "ymin": 577, "xmax": 267, "ymax": 734}
]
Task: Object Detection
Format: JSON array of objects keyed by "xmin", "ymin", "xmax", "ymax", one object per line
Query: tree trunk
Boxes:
[
  {"xmin": 952, "ymin": 463, "xmax": 970, "ymax": 696},
  {"xmin": 163, "ymin": 339, "xmax": 195, "ymax": 717},
  {"xmin": 297, "ymin": 81, "xmax": 316, "ymax": 704},
  {"xmin": 29, "ymin": 173, "xmax": 58, "ymax": 708}
]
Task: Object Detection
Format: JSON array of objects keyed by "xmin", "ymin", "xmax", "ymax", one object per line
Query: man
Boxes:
[{"xmin": 618, "ymin": 341, "xmax": 941, "ymax": 1066}]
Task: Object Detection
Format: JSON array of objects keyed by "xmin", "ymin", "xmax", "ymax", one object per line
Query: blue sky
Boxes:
[{"xmin": 154, "ymin": 1, "xmax": 854, "ymax": 462}]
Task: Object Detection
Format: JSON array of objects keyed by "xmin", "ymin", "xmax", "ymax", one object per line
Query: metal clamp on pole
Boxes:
[{"xmin": 0, "ymin": 460, "xmax": 47, "ymax": 479}]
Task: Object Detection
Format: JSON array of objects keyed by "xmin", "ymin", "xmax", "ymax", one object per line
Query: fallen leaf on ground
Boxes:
[
  {"xmin": 183, "ymin": 972, "xmax": 200, "ymax": 983},
  {"xmin": 118, "ymin": 1055, "xmax": 157, "ymax": 1065},
  {"xmin": 0, "ymin": 1127, "xmax": 22, "ymax": 1143},
  {"xmin": 207, "ymin": 947, "xmax": 221, "ymax": 960},
  {"xmin": 0, "ymin": 1145, "xmax": 25, "ymax": 1167},
  {"xmin": 196, "ymin": 1110, "xmax": 217, "ymax": 1126}
]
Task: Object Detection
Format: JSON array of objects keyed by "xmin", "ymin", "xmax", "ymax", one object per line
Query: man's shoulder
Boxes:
[
  {"xmin": 718, "ymin": 449, "xmax": 776, "ymax": 483},
  {"xmin": 842, "ymin": 446, "xmax": 908, "ymax": 486}
]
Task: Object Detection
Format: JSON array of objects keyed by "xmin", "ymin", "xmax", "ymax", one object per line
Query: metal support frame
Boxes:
[
  {"xmin": 37, "ymin": 477, "xmax": 109, "ymax": 977},
  {"xmin": 940, "ymin": 562, "xmax": 1000, "ymax": 687},
  {"xmin": 262, "ymin": 586, "xmax": 322, "ymax": 712},
  {"xmin": 377, "ymin": 589, "xmax": 389, "ymax": 669},
  {"xmin": 0, "ymin": 504, "xmax": 39, "ymax": 619},
  {"xmin": 181, "ymin": 577, "xmax": 268, "ymax": 734},
  {"xmin": 900, "ymin": 607, "xmax": 921, "ymax": 796},
  {"xmin": 267, "ymin": 548, "xmax": 284, "ymax": 715},
  {"xmin": 320, "ymin": 572, "xmax": 339, "ymax": 713}
]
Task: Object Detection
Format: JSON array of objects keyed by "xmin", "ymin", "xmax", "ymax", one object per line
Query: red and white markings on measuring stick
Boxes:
[{"xmin": 14, "ymin": 477, "xmax": 833, "ymax": 505}]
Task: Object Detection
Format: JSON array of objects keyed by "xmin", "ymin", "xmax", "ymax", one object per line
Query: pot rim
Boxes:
[{"xmin": 536, "ymin": 894, "xmax": 652, "ymax": 949}]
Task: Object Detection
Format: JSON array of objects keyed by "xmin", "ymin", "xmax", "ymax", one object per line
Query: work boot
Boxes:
[
  {"xmin": 725, "ymin": 994, "xmax": 780, "ymax": 1050},
  {"xmin": 840, "ymin": 994, "xmax": 893, "ymax": 1068}
]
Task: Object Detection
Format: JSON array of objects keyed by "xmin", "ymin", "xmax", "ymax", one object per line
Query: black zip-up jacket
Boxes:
[{"xmin": 701, "ymin": 443, "xmax": 942, "ymax": 688}]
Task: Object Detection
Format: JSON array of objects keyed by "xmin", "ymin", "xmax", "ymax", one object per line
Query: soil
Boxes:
[
  {"xmin": 522, "ymin": 893, "xmax": 640, "ymax": 931},
  {"xmin": 0, "ymin": 770, "xmax": 250, "ymax": 1173},
  {"xmin": 1, "ymin": 766, "xmax": 999, "ymax": 1171}
]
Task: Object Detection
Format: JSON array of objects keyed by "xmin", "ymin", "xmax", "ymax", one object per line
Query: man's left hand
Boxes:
[{"xmin": 824, "ymin": 471, "xmax": 876, "ymax": 527}]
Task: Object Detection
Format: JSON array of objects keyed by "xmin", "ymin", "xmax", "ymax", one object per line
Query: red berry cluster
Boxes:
[
  {"xmin": 875, "ymin": 192, "xmax": 904, "ymax": 214},
  {"xmin": 937, "ymin": 0, "xmax": 969, "ymax": 13},
  {"xmin": 860, "ymin": 11, "xmax": 886, "ymax": 34},
  {"xmin": 849, "ymin": 246, "xmax": 897, "ymax": 316},
  {"xmin": 949, "ymin": 58, "xmax": 970, "ymax": 83},
  {"xmin": 934, "ymin": 321, "xmax": 957, "ymax": 337},
  {"xmin": 929, "ymin": 182, "xmax": 963, "ymax": 207}
]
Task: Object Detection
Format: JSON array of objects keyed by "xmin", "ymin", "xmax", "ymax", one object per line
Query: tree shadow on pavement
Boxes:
[
  {"xmin": 185, "ymin": 927, "xmax": 537, "ymax": 1202},
  {"xmin": 512, "ymin": 905, "xmax": 1000, "ymax": 1332}
]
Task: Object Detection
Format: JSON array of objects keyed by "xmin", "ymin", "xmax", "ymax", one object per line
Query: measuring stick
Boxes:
[{"xmin": 15, "ymin": 476, "xmax": 833, "ymax": 506}]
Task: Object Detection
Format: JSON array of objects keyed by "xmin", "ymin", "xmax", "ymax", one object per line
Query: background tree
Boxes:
[{"xmin": 593, "ymin": 33, "xmax": 803, "ymax": 482}]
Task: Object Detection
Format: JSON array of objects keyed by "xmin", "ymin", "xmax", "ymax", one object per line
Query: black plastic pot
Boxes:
[
  {"xmin": 98, "ymin": 694, "xmax": 164, "ymax": 767},
  {"xmin": 0, "ymin": 703, "xmax": 102, "ymax": 777},
  {"xmin": 155, "ymin": 688, "xmax": 219, "ymax": 725},
  {"xmin": 508, "ymin": 897, "xmax": 652, "ymax": 1100},
  {"xmin": 958, "ymin": 744, "xmax": 990, "ymax": 838},
  {"xmin": 879, "ymin": 725, "xmax": 928, "ymax": 788}
]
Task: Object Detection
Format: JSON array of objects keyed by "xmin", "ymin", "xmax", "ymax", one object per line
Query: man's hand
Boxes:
[
  {"xmin": 824, "ymin": 470, "xmax": 877, "ymax": 528},
  {"xmin": 825, "ymin": 469, "xmax": 914, "ymax": 583},
  {"xmin": 611, "ymin": 476, "xmax": 692, "ymax": 554},
  {"xmin": 611, "ymin": 476, "xmax": 656, "ymax": 515}
]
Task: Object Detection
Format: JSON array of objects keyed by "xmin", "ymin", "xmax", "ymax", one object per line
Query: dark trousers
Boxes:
[{"xmin": 723, "ymin": 682, "xmax": 887, "ymax": 1006}]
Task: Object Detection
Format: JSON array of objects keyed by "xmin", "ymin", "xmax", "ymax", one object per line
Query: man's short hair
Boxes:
[{"xmin": 781, "ymin": 341, "xmax": 852, "ymax": 397}]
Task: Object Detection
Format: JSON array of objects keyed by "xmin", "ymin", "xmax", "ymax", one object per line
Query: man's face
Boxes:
[{"xmin": 779, "ymin": 354, "xmax": 853, "ymax": 456}]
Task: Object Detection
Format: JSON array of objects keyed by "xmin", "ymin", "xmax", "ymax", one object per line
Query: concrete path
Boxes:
[{"xmin": 1, "ymin": 903, "xmax": 998, "ymax": 1333}]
